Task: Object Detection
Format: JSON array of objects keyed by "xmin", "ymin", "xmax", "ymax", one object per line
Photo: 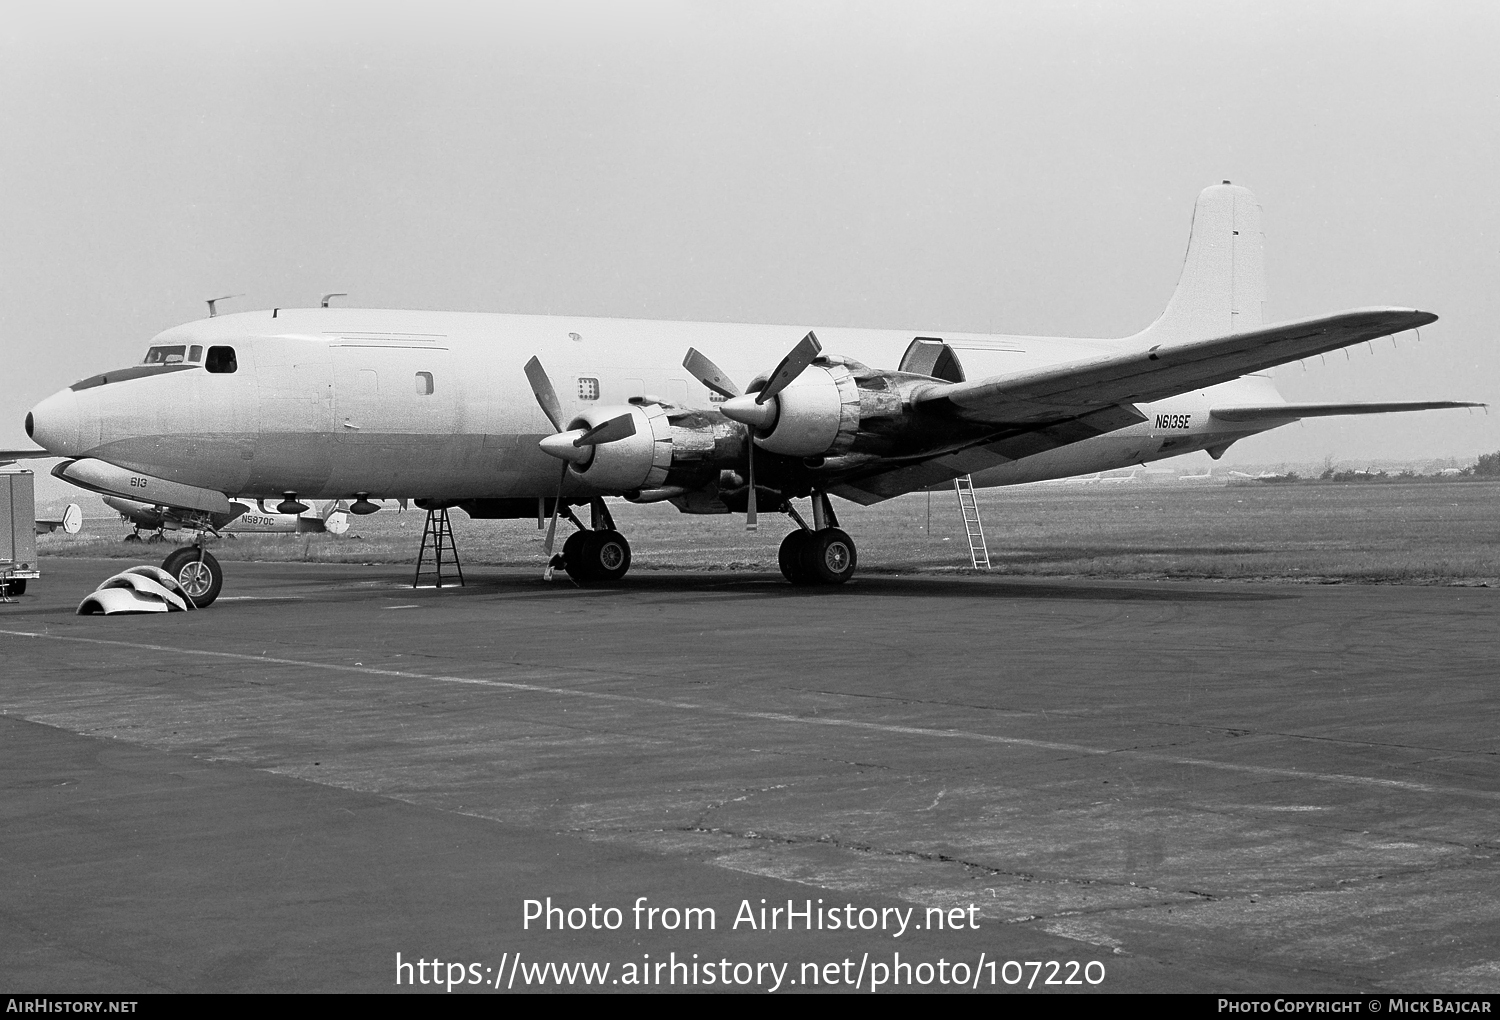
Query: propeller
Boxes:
[
  {"xmin": 682, "ymin": 331, "xmax": 821, "ymax": 531},
  {"xmin": 524, "ymin": 356, "xmax": 638, "ymax": 578}
]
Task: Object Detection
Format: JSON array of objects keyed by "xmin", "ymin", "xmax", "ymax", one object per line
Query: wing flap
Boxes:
[
  {"xmin": 916, "ymin": 307, "xmax": 1437, "ymax": 425},
  {"xmin": 828, "ymin": 403, "xmax": 1147, "ymax": 504}
]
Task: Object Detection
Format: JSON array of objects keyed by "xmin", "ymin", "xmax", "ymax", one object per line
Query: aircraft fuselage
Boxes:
[{"xmin": 28, "ymin": 307, "xmax": 1278, "ymax": 504}]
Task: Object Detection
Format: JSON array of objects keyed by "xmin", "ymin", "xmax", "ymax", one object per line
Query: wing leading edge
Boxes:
[{"xmin": 1209, "ymin": 400, "xmax": 1483, "ymax": 423}]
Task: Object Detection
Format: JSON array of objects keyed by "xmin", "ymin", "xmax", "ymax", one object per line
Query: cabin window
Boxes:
[
  {"xmin": 189, "ymin": 345, "xmax": 203, "ymax": 362},
  {"xmin": 143, "ymin": 345, "xmax": 187, "ymax": 365},
  {"xmin": 205, "ymin": 346, "xmax": 237, "ymax": 373},
  {"xmin": 415, "ymin": 371, "xmax": 434, "ymax": 395},
  {"xmin": 578, "ymin": 377, "xmax": 599, "ymax": 400}
]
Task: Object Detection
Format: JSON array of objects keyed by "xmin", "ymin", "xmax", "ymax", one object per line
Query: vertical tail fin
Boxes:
[{"xmin": 1132, "ymin": 183, "xmax": 1265, "ymax": 344}]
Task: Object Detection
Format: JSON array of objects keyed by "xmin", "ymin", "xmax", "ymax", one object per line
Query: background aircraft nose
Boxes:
[{"xmin": 27, "ymin": 388, "xmax": 82, "ymax": 455}]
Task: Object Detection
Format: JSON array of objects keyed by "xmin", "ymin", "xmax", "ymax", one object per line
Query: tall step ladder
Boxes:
[
  {"xmin": 413, "ymin": 507, "xmax": 465, "ymax": 588},
  {"xmin": 953, "ymin": 475, "xmax": 991, "ymax": 570}
]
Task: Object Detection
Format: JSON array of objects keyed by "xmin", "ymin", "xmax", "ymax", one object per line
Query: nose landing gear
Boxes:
[{"xmin": 161, "ymin": 541, "xmax": 224, "ymax": 608}]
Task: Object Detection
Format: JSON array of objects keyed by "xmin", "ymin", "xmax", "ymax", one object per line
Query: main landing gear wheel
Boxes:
[
  {"xmin": 779, "ymin": 528, "xmax": 857, "ymax": 586},
  {"xmin": 804, "ymin": 527, "xmax": 856, "ymax": 584},
  {"xmin": 562, "ymin": 530, "xmax": 588, "ymax": 572},
  {"xmin": 563, "ymin": 530, "xmax": 632, "ymax": 583},
  {"xmin": 161, "ymin": 547, "xmax": 224, "ymax": 608},
  {"xmin": 779, "ymin": 530, "xmax": 813, "ymax": 584}
]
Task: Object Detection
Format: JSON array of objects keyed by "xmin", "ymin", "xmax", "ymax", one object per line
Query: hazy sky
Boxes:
[{"xmin": 2, "ymin": 0, "xmax": 1496, "ymax": 470}]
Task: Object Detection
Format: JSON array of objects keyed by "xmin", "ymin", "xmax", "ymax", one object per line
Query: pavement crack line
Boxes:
[{"xmin": 5, "ymin": 627, "xmax": 1497, "ymax": 803}]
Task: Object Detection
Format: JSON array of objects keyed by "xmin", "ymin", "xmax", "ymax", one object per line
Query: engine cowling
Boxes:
[
  {"xmin": 558, "ymin": 404, "xmax": 671, "ymax": 490},
  {"xmin": 724, "ymin": 361, "xmax": 862, "ymax": 458},
  {"xmin": 558, "ymin": 403, "xmax": 740, "ymax": 493}
]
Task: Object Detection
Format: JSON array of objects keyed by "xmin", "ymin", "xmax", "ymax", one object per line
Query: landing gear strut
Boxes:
[
  {"xmin": 778, "ymin": 492, "xmax": 857, "ymax": 586},
  {"xmin": 559, "ymin": 498, "xmax": 632, "ymax": 583}
]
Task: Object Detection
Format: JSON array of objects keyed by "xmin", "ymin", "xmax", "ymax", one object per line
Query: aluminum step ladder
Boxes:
[
  {"xmin": 953, "ymin": 475, "xmax": 990, "ymax": 569},
  {"xmin": 413, "ymin": 507, "xmax": 465, "ymax": 588}
]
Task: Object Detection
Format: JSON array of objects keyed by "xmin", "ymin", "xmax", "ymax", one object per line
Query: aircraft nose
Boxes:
[{"xmin": 27, "ymin": 388, "xmax": 82, "ymax": 456}]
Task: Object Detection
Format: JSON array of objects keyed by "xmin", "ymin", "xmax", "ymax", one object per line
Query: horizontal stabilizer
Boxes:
[{"xmin": 1210, "ymin": 400, "xmax": 1484, "ymax": 423}]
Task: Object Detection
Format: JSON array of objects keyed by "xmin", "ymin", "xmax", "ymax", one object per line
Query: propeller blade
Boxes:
[
  {"xmin": 755, "ymin": 331, "xmax": 821, "ymax": 405},
  {"xmin": 745, "ymin": 442, "xmax": 757, "ymax": 532},
  {"xmin": 574, "ymin": 412, "xmax": 636, "ymax": 447},
  {"xmin": 524, "ymin": 356, "xmax": 567, "ymax": 432},
  {"xmin": 682, "ymin": 348, "xmax": 742, "ymax": 399},
  {"xmin": 541, "ymin": 462, "xmax": 568, "ymax": 580}
]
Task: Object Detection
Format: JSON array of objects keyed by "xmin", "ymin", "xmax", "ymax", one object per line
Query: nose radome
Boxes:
[{"xmin": 27, "ymin": 388, "xmax": 82, "ymax": 456}]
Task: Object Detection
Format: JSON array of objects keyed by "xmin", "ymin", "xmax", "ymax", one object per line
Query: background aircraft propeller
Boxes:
[
  {"xmin": 682, "ymin": 331, "xmax": 821, "ymax": 531},
  {"xmin": 524, "ymin": 356, "xmax": 637, "ymax": 578}
]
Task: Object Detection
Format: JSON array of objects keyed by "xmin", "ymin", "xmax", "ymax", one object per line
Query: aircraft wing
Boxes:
[
  {"xmin": 0, "ymin": 448, "xmax": 53, "ymax": 464},
  {"xmin": 1209, "ymin": 400, "xmax": 1483, "ymax": 423},
  {"xmin": 914, "ymin": 307, "xmax": 1437, "ymax": 425},
  {"xmin": 828, "ymin": 307, "xmax": 1443, "ymax": 504}
]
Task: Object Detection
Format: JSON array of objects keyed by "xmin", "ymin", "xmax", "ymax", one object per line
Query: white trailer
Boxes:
[{"xmin": 1, "ymin": 467, "xmax": 40, "ymax": 596}]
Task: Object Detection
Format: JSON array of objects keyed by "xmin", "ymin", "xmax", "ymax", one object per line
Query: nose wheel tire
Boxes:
[
  {"xmin": 779, "ymin": 528, "xmax": 857, "ymax": 585},
  {"xmin": 161, "ymin": 548, "xmax": 224, "ymax": 608},
  {"xmin": 563, "ymin": 530, "xmax": 631, "ymax": 583}
]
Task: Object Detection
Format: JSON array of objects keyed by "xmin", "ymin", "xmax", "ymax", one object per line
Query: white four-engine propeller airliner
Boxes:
[{"xmin": 8, "ymin": 184, "xmax": 1480, "ymax": 605}]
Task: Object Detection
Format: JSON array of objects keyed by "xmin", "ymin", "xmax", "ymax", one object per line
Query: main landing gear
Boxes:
[
  {"xmin": 555, "ymin": 498, "xmax": 632, "ymax": 583},
  {"xmin": 778, "ymin": 492, "xmax": 857, "ymax": 586}
]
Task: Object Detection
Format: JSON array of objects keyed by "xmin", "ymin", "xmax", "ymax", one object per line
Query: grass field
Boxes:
[{"xmin": 40, "ymin": 479, "xmax": 1500, "ymax": 584}]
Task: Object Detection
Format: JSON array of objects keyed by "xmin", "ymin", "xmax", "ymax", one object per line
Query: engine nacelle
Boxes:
[
  {"xmin": 561, "ymin": 403, "xmax": 738, "ymax": 493},
  {"xmin": 748, "ymin": 361, "xmax": 862, "ymax": 458},
  {"xmin": 562, "ymin": 404, "xmax": 671, "ymax": 490}
]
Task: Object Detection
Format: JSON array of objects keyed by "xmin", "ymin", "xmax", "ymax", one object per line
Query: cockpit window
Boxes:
[
  {"xmin": 205, "ymin": 346, "xmax": 237, "ymax": 374},
  {"xmin": 143, "ymin": 345, "xmax": 187, "ymax": 365},
  {"xmin": 189, "ymin": 345, "xmax": 203, "ymax": 362}
]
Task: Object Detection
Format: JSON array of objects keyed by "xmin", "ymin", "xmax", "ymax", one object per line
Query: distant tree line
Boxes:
[{"xmin": 1314, "ymin": 451, "xmax": 1500, "ymax": 482}]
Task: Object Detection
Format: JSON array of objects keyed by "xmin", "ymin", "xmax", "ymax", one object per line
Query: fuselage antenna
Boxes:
[
  {"xmin": 206, "ymin": 294, "xmax": 242, "ymax": 317},
  {"xmin": 321, "ymin": 292, "xmax": 348, "ymax": 308}
]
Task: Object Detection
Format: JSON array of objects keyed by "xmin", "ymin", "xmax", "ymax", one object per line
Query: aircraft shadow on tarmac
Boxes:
[
  {"xmin": 985, "ymin": 542, "xmax": 1270, "ymax": 562},
  {"xmin": 457, "ymin": 571, "xmax": 1294, "ymax": 604},
  {"xmin": 0, "ymin": 564, "xmax": 1294, "ymax": 619}
]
